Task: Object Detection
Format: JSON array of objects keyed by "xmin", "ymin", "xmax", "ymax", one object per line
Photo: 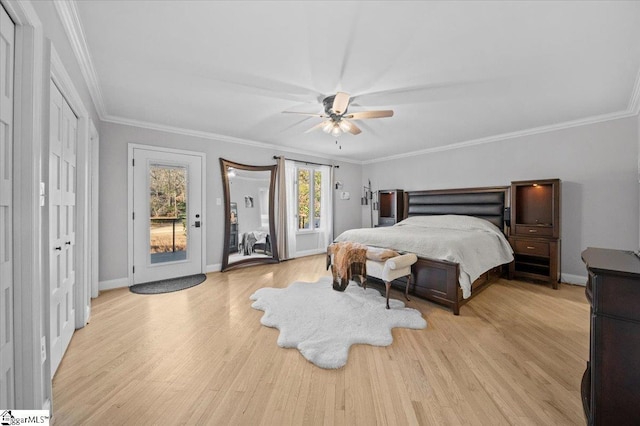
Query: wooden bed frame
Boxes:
[{"xmin": 397, "ymin": 186, "xmax": 511, "ymax": 315}]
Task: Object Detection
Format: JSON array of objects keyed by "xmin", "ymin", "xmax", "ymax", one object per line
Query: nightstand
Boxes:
[{"xmin": 508, "ymin": 179, "xmax": 561, "ymax": 287}]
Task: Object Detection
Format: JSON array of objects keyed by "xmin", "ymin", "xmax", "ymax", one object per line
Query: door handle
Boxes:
[
  {"xmin": 194, "ymin": 221, "xmax": 201, "ymax": 228},
  {"xmin": 54, "ymin": 246, "xmax": 62, "ymax": 251},
  {"xmin": 65, "ymin": 241, "xmax": 71, "ymax": 245}
]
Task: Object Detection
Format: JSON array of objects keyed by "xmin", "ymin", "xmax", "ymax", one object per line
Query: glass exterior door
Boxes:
[{"xmin": 132, "ymin": 148, "xmax": 203, "ymax": 284}]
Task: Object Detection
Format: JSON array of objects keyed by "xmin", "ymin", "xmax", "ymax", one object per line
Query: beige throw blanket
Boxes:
[{"xmin": 326, "ymin": 242, "xmax": 368, "ymax": 291}]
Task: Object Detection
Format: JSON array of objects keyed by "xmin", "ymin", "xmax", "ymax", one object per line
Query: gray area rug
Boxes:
[{"xmin": 130, "ymin": 273, "xmax": 206, "ymax": 294}]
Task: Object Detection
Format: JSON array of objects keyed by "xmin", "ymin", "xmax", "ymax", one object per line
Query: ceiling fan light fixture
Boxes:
[
  {"xmin": 289, "ymin": 91, "xmax": 394, "ymax": 137},
  {"xmin": 338, "ymin": 120, "xmax": 352, "ymax": 132}
]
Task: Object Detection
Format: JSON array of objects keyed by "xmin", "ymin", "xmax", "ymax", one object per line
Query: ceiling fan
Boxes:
[{"xmin": 283, "ymin": 92, "xmax": 394, "ymax": 137}]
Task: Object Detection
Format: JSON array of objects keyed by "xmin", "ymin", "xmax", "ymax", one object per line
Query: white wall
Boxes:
[
  {"xmin": 98, "ymin": 121, "xmax": 362, "ymax": 282},
  {"xmin": 363, "ymin": 116, "xmax": 639, "ymax": 281}
]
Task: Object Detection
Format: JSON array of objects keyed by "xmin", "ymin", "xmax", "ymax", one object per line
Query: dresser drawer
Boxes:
[
  {"xmin": 515, "ymin": 225, "xmax": 553, "ymax": 237},
  {"xmin": 514, "ymin": 239, "xmax": 549, "ymax": 257},
  {"xmin": 594, "ymin": 274, "xmax": 640, "ymax": 322}
]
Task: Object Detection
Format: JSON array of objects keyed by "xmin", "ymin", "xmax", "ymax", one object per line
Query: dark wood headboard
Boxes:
[{"xmin": 404, "ymin": 186, "xmax": 509, "ymax": 231}]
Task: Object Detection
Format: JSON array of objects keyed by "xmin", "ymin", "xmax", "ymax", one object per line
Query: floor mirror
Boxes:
[{"xmin": 220, "ymin": 158, "xmax": 279, "ymax": 271}]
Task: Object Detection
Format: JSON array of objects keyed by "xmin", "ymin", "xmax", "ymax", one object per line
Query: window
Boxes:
[{"xmin": 297, "ymin": 167, "xmax": 323, "ymax": 231}]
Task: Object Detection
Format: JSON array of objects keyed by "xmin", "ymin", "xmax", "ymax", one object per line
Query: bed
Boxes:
[{"xmin": 333, "ymin": 186, "xmax": 514, "ymax": 314}]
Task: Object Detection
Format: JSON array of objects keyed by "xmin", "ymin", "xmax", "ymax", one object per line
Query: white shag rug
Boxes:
[{"xmin": 249, "ymin": 276, "xmax": 427, "ymax": 369}]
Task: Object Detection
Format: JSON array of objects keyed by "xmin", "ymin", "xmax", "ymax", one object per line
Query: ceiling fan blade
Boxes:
[
  {"xmin": 305, "ymin": 120, "xmax": 330, "ymax": 133},
  {"xmin": 345, "ymin": 110, "xmax": 394, "ymax": 120},
  {"xmin": 282, "ymin": 111, "xmax": 325, "ymax": 117},
  {"xmin": 332, "ymin": 92, "xmax": 350, "ymax": 115},
  {"xmin": 347, "ymin": 121, "xmax": 362, "ymax": 135},
  {"xmin": 351, "ymin": 120, "xmax": 378, "ymax": 137}
]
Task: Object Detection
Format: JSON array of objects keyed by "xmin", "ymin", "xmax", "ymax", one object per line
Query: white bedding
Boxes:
[{"xmin": 333, "ymin": 215, "xmax": 514, "ymax": 298}]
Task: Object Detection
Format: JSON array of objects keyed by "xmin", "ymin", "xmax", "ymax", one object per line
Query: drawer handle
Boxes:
[
  {"xmin": 529, "ymin": 229, "xmax": 537, "ymax": 233},
  {"xmin": 526, "ymin": 246, "xmax": 536, "ymax": 249}
]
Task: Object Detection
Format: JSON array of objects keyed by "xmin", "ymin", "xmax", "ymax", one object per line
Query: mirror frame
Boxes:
[{"xmin": 220, "ymin": 158, "xmax": 279, "ymax": 271}]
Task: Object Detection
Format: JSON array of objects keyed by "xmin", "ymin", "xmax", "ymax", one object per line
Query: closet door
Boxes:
[
  {"xmin": 49, "ymin": 80, "xmax": 77, "ymax": 376},
  {"xmin": 0, "ymin": 3, "xmax": 15, "ymax": 408}
]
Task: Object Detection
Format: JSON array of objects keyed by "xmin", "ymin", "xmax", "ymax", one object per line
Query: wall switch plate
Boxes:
[
  {"xmin": 340, "ymin": 191, "xmax": 350, "ymax": 200},
  {"xmin": 216, "ymin": 198, "xmax": 221, "ymax": 206}
]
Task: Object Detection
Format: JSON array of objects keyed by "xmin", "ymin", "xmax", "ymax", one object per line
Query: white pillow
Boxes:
[{"xmin": 396, "ymin": 214, "xmax": 501, "ymax": 233}]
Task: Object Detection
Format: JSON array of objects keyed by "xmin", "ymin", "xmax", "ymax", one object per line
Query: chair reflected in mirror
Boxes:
[{"xmin": 239, "ymin": 231, "xmax": 271, "ymax": 256}]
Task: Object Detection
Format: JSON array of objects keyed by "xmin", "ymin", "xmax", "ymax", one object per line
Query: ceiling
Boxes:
[{"xmin": 66, "ymin": 1, "xmax": 640, "ymax": 162}]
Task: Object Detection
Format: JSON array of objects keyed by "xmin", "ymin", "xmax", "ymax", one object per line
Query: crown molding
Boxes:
[
  {"xmin": 54, "ymin": 0, "xmax": 107, "ymax": 118},
  {"xmin": 629, "ymin": 66, "xmax": 640, "ymax": 115},
  {"xmin": 363, "ymin": 109, "xmax": 638, "ymax": 165},
  {"xmin": 3, "ymin": 0, "xmax": 41, "ymax": 27},
  {"xmin": 101, "ymin": 114, "xmax": 363, "ymax": 165}
]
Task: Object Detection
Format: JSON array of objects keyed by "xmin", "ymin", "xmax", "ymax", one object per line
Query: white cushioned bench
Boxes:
[{"xmin": 364, "ymin": 253, "xmax": 418, "ymax": 309}]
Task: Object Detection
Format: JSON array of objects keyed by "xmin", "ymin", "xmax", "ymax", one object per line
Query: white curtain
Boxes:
[
  {"xmin": 318, "ymin": 165, "xmax": 334, "ymax": 250},
  {"xmin": 258, "ymin": 187, "xmax": 269, "ymax": 229},
  {"xmin": 284, "ymin": 160, "xmax": 297, "ymax": 258}
]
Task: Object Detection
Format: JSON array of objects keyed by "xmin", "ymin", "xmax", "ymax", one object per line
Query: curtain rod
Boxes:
[{"xmin": 273, "ymin": 156, "xmax": 339, "ymax": 168}]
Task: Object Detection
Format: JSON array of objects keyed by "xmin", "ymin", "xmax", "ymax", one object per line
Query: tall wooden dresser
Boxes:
[{"xmin": 581, "ymin": 247, "xmax": 640, "ymax": 425}]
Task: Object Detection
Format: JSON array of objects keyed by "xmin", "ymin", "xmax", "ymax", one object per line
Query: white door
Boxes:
[
  {"xmin": 0, "ymin": 3, "xmax": 15, "ymax": 407},
  {"xmin": 132, "ymin": 148, "xmax": 203, "ymax": 284},
  {"xmin": 49, "ymin": 80, "xmax": 77, "ymax": 376}
]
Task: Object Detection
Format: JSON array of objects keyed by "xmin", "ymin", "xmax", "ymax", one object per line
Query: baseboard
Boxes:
[
  {"xmin": 99, "ymin": 277, "xmax": 129, "ymax": 291},
  {"xmin": 294, "ymin": 249, "xmax": 325, "ymax": 258},
  {"xmin": 206, "ymin": 264, "xmax": 221, "ymax": 273},
  {"xmin": 561, "ymin": 273, "xmax": 587, "ymax": 286}
]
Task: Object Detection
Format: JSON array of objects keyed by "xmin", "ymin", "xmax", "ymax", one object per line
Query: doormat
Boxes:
[{"xmin": 129, "ymin": 273, "xmax": 207, "ymax": 295}]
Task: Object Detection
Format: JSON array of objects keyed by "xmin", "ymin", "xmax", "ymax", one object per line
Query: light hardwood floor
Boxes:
[{"xmin": 52, "ymin": 255, "xmax": 589, "ymax": 425}]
